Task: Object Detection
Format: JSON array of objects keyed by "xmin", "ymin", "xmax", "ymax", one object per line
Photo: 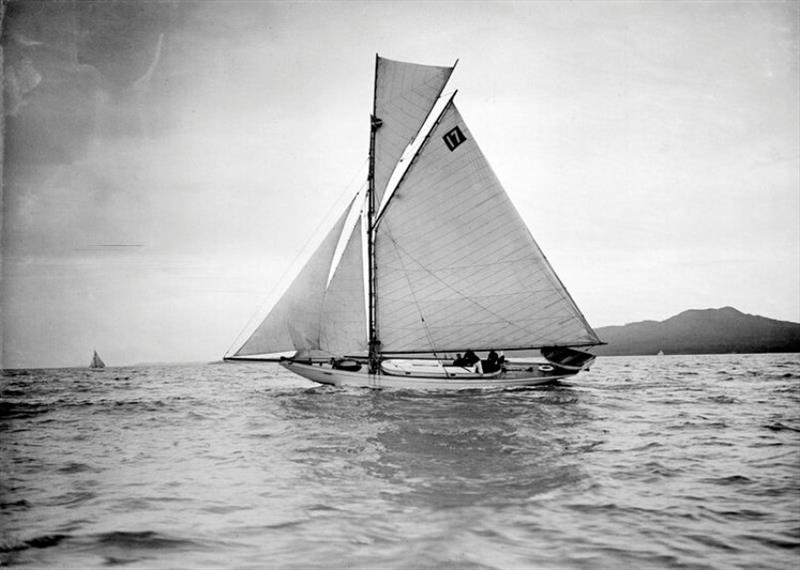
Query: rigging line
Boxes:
[
  {"xmin": 379, "ymin": 230, "xmax": 553, "ymax": 341},
  {"xmin": 383, "ymin": 226, "xmax": 441, "ymax": 361},
  {"xmin": 224, "ymin": 158, "xmax": 369, "ymax": 357}
]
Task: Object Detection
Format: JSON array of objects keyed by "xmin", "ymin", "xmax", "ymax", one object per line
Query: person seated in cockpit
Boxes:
[
  {"xmin": 463, "ymin": 349, "xmax": 482, "ymax": 373},
  {"xmin": 483, "ymin": 349, "xmax": 501, "ymax": 373}
]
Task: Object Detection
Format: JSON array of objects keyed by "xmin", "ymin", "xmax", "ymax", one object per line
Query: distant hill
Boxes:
[{"xmin": 592, "ymin": 307, "xmax": 800, "ymax": 356}]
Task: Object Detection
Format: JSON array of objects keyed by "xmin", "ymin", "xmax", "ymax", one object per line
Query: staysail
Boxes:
[
  {"xmin": 372, "ymin": 56, "xmax": 455, "ymax": 209},
  {"xmin": 235, "ymin": 201, "xmax": 363, "ymax": 357},
  {"xmin": 319, "ymin": 217, "xmax": 367, "ymax": 355},
  {"xmin": 374, "ymin": 100, "xmax": 601, "ymax": 353}
]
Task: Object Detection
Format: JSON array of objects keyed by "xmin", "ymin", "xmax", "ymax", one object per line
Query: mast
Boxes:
[{"xmin": 367, "ymin": 54, "xmax": 381, "ymax": 373}]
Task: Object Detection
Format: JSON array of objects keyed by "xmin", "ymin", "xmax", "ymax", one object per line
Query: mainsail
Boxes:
[
  {"xmin": 372, "ymin": 56, "xmax": 455, "ymax": 209},
  {"xmin": 374, "ymin": 99, "xmax": 601, "ymax": 353}
]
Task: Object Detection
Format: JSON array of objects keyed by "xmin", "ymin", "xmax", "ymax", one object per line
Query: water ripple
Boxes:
[{"xmin": 0, "ymin": 355, "xmax": 798, "ymax": 569}]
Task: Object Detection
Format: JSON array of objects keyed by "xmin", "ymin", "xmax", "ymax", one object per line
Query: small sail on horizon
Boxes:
[{"xmin": 90, "ymin": 350, "xmax": 105, "ymax": 369}]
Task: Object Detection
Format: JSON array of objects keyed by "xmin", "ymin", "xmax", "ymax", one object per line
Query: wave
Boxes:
[
  {"xmin": 0, "ymin": 499, "xmax": 31, "ymax": 511},
  {"xmin": 0, "ymin": 533, "xmax": 69, "ymax": 553},
  {"xmin": 95, "ymin": 530, "xmax": 200, "ymax": 550},
  {"xmin": 2, "ymin": 356, "xmax": 798, "ymax": 570},
  {"xmin": 57, "ymin": 461, "xmax": 102, "ymax": 474},
  {"xmin": 764, "ymin": 422, "xmax": 800, "ymax": 433},
  {"xmin": 0, "ymin": 401, "xmax": 51, "ymax": 420}
]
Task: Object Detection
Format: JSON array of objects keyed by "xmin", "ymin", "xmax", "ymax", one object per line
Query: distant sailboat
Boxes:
[
  {"xmin": 90, "ymin": 350, "xmax": 105, "ymax": 369},
  {"xmin": 225, "ymin": 55, "xmax": 603, "ymax": 388}
]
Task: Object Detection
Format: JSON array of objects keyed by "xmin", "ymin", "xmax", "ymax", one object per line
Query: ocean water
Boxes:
[{"xmin": 1, "ymin": 354, "xmax": 798, "ymax": 569}]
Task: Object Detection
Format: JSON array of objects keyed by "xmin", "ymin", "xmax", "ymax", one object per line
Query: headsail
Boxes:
[
  {"xmin": 372, "ymin": 56, "xmax": 455, "ymax": 209},
  {"xmin": 235, "ymin": 201, "xmax": 360, "ymax": 357},
  {"xmin": 319, "ymin": 216, "xmax": 367, "ymax": 355},
  {"xmin": 374, "ymin": 100, "xmax": 601, "ymax": 354}
]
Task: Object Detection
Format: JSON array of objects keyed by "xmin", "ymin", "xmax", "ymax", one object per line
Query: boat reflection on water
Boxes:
[{"xmin": 272, "ymin": 384, "xmax": 599, "ymax": 512}]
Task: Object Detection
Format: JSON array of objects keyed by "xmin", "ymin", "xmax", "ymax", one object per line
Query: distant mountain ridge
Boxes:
[{"xmin": 592, "ymin": 307, "xmax": 800, "ymax": 356}]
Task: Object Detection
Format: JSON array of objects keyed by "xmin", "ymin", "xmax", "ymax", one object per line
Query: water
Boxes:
[{"xmin": 1, "ymin": 354, "xmax": 798, "ymax": 569}]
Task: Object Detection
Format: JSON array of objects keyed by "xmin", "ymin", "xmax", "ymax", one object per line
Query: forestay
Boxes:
[{"xmin": 374, "ymin": 100, "xmax": 601, "ymax": 353}]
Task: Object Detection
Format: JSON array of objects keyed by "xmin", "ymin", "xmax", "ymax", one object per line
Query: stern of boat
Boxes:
[{"xmin": 541, "ymin": 346, "xmax": 596, "ymax": 372}]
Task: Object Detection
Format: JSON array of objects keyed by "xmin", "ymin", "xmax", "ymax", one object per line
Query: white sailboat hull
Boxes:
[{"xmin": 281, "ymin": 360, "xmax": 577, "ymax": 390}]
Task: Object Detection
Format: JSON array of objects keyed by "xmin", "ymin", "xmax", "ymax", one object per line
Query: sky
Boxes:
[{"xmin": 2, "ymin": 0, "xmax": 798, "ymax": 368}]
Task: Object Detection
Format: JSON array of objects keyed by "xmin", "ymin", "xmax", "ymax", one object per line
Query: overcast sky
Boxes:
[{"xmin": 2, "ymin": 1, "xmax": 798, "ymax": 368}]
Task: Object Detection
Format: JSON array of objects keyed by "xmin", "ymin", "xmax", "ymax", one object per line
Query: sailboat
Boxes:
[
  {"xmin": 90, "ymin": 350, "xmax": 105, "ymax": 369},
  {"xmin": 225, "ymin": 55, "xmax": 603, "ymax": 389}
]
